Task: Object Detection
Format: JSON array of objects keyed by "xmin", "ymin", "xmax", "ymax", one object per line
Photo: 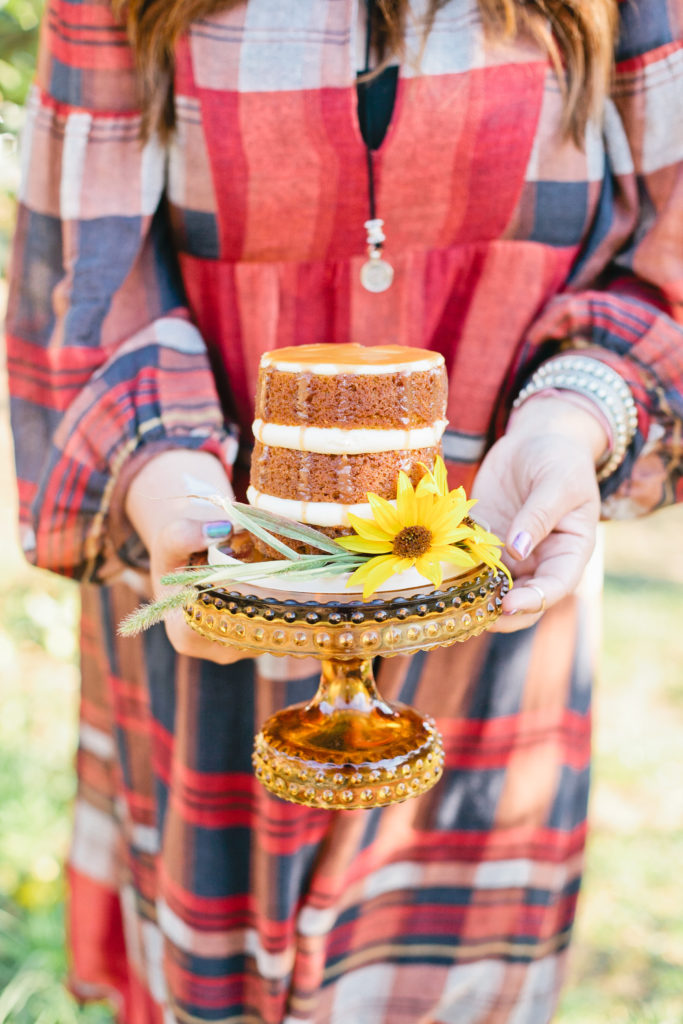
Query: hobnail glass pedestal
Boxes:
[{"xmin": 184, "ymin": 565, "xmax": 509, "ymax": 809}]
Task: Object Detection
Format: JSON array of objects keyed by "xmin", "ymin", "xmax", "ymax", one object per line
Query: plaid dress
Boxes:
[{"xmin": 6, "ymin": 1, "xmax": 683, "ymax": 1021}]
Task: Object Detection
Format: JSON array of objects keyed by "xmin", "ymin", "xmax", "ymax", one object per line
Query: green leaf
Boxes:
[
  {"xmin": 159, "ymin": 567, "xmax": 217, "ymax": 586},
  {"xmin": 230, "ymin": 503, "xmax": 345, "ymax": 555},
  {"xmin": 117, "ymin": 588, "xmax": 197, "ymax": 636},
  {"xmin": 192, "ymin": 552, "xmax": 363, "ymax": 586},
  {"xmin": 224, "ymin": 503, "xmax": 301, "ymax": 561}
]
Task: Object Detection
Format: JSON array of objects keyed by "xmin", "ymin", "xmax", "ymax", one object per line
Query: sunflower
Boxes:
[
  {"xmin": 336, "ymin": 456, "xmax": 508, "ymax": 600},
  {"xmin": 418, "ymin": 457, "xmax": 512, "ymax": 585},
  {"xmin": 462, "ymin": 522, "xmax": 513, "ymax": 585}
]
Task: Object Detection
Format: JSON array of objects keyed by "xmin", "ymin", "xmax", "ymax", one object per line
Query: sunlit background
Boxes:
[{"xmin": 1, "ymin": 3, "xmax": 683, "ymax": 1022}]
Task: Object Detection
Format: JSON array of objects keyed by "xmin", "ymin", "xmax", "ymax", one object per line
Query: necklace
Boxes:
[{"xmin": 357, "ymin": 0, "xmax": 396, "ymax": 293}]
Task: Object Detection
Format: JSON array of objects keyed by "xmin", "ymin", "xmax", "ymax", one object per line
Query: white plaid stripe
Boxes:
[
  {"xmin": 79, "ymin": 721, "xmax": 116, "ymax": 760},
  {"xmin": 330, "ymin": 963, "xmax": 398, "ymax": 1023},
  {"xmin": 142, "ymin": 919, "xmax": 169, "ymax": 1003},
  {"xmin": 403, "ymin": 0, "xmax": 482, "ymax": 78},
  {"xmin": 429, "ymin": 960, "xmax": 507, "ymax": 1024},
  {"xmin": 159, "ymin": 900, "xmax": 296, "ymax": 979},
  {"xmin": 17, "ymin": 87, "xmax": 38, "ymax": 205},
  {"xmin": 69, "ymin": 798, "xmax": 118, "ymax": 885},
  {"xmin": 475, "ymin": 858, "xmax": 533, "ymax": 889},
  {"xmin": 603, "ymin": 97, "xmax": 636, "ymax": 177},
  {"xmin": 239, "ymin": 0, "xmax": 341, "ymax": 93},
  {"xmin": 60, "ymin": 110, "xmax": 91, "ymax": 221},
  {"xmin": 525, "ymin": 73, "xmax": 605, "ymax": 185},
  {"xmin": 640, "ymin": 45, "xmax": 683, "ymax": 172},
  {"xmin": 507, "ymin": 957, "xmax": 560, "ymax": 1024},
  {"xmin": 140, "ymin": 132, "xmax": 166, "ymax": 217},
  {"xmin": 363, "ymin": 859, "xmax": 423, "ymax": 900}
]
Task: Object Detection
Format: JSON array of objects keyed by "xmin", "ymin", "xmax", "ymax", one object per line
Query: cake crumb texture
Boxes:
[
  {"xmin": 251, "ymin": 444, "xmax": 440, "ymax": 503},
  {"xmin": 256, "ymin": 368, "xmax": 447, "ymax": 428}
]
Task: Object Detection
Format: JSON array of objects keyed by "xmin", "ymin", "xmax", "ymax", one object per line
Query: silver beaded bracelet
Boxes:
[{"xmin": 512, "ymin": 354, "xmax": 638, "ymax": 482}]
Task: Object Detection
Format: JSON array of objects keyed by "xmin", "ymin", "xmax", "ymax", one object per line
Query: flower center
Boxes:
[{"xmin": 392, "ymin": 525, "xmax": 433, "ymax": 559}]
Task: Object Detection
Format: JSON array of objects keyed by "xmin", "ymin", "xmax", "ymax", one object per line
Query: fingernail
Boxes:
[
  {"xmin": 511, "ymin": 531, "xmax": 532, "ymax": 559},
  {"xmin": 503, "ymin": 608, "xmax": 520, "ymax": 616},
  {"xmin": 202, "ymin": 520, "xmax": 233, "ymax": 541}
]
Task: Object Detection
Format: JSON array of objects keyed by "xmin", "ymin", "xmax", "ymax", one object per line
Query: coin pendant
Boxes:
[{"xmin": 360, "ymin": 258, "xmax": 394, "ymax": 293}]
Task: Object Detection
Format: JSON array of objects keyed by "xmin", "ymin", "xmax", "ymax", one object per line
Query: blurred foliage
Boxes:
[
  {"xmin": 0, "ymin": 0, "xmax": 42, "ymax": 108},
  {"xmin": 0, "ymin": 575, "xmax": 115, "ymax": 1023},
  {"xmin": 0, "ymin": 0, "xmax": 44, "ymax": 270}
]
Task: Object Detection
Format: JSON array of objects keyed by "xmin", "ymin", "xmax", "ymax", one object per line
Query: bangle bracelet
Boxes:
[{"xmin": 512, "ymin": 354, "xmax": 638, "ymax": 482}]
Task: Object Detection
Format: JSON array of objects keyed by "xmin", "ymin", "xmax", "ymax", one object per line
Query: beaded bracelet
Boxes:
[{"xmin": 512, "ymin": 354, "xmax": 638, "ymax": 482}]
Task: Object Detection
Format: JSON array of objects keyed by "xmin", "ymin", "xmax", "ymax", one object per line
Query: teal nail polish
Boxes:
[{"xmin": 202, "ymin": 521, "xmax": 233, "ymax": 541}]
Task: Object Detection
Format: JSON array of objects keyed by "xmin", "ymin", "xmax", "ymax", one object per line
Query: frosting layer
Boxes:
[
  {"xmin": 260, "ymin": 343, "xmax": 444, "ymax": 375},
  {"xmin": 246, "ymin": 486, "xmax": 393, "ymax": 527},
  {"xmin": 252, "ymin": 418, "xmax": 447, "ymax": 454}
]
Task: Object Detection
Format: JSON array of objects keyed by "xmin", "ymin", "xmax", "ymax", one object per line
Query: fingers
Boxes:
[
  {"xmin": 494, "ymin": 496, "xmax": 599, "ymax": 632},
  {"xmin": 153, "ymin": 518, "xmax": 249, "ymax": 664},
  {"xmin": 492, "ymin": 536, "xmax": 594, "ymax": 632},
  {"xmin": 505, "ymin": 472, "xmax": 574, "ymax": 563},
  {"xmin": 156, "ymin": 518, "xmax": 216, "ymax": 574},
  {"xmin": 503, "ymin": 571, "xmax": 570, "ymax": 617},
  {"xmin": 164, "ymin": 609, "xmax": 253, "ymax": 665},
  {"xmin": 488, "ymin": 578, "xmax": 550, "ymax": 633}
]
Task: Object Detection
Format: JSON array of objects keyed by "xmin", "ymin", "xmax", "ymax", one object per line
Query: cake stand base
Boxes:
[{"xmin": 252, "ymin": 657, "xmax": 444, "ymax": 809}]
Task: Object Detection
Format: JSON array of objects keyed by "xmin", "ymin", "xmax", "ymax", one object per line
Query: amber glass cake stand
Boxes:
[{"xmin": 184, "ymin": 566, "xmax": 509, "ymax": 810}]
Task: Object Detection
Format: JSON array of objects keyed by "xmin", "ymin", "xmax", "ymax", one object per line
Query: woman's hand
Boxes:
[
  {"xmin": 471, "ymin": 395, "xmax": 606, "ymax": 632},
  {"xmin": 125, "ymin": 449, "xmax": 252, "ymax": 664}
]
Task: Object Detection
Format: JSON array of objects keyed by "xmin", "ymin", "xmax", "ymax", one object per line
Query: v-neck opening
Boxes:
[
  {"xmin": 349, "ymin": 0, "xmax": 404, "ymax": 157},
  {"xmin": 356, "ymin": 64, "xmax": 400, "ymax": 151}
]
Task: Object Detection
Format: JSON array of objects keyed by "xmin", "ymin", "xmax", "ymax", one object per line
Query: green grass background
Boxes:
[{"xmin": 1, "ymin": 2, "xmax": 683, "ymax": 1019}]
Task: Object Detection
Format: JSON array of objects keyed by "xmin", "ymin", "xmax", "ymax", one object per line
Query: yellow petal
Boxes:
[
  {"xmin": 433, "ymin": 544, "xmax": 478, "ymax": 567},
  {"xmin": 336, "ymin": 536, "xmax": 393, "ymax": 554},
  {"xmin": 367, "ymin": 492, "xmax": 401, "ymax": 535},
  {"xmin": 415, "ymin": 473, "xmax": 439, "ymax": 499},
  {"xmin": 346, "ymin": 553, "xmax": 391, "ymax": 586},
  {"xmin": 470, "ymin": 525, "xmax": 505, "ymax": 547},
  {"xmin": 445, "ymin": 496, "xmax": 471, "ymax": 524},
  {"xmin": 431, "ymin": 524, "xmax": 475, "ymax": 547},
  {"xmin": 346, "ymin": 513, "xmax": 392, "ymax": 542},
  {"xmin": 467, "ymin": 542, "xmax": 513, "ymax": 583},
  {"xmin": 426, "ymin": 504, "xmax": 467, "ymax": 536},
  {"xmin": 391, "ymin": 557, "xmax": 414, "ymax": 574},
  {"xmin": 415, "ymin": 491, "xmax": 437, "ymax": 525},
  {"xmin": 396, "ymin": 471, "xmax": 417, "ymax": 523},
  {"xmin": 415, "ymin": 555, "xmax": 443, "ymax": 589},
  {"xmin": 345, "ymin": 554, "xmax": 403, "ymax": 600},
  {"xmin": 433, "ymin": 456, "xmax": 449, "ymax": 496},
  {"xmin": 363, "ymin": 562, "xmax": 405, "ymax": 600}
]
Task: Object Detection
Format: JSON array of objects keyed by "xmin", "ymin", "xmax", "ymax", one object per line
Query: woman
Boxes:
[{"xmin": 6, "ymin": 0, "xmax": 683, "ymax": 1021}]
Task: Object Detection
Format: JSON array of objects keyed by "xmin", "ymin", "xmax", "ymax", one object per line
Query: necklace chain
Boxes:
[{"xmin": 358, "ymin": 0, "xmax": 394, "ymax": 293}]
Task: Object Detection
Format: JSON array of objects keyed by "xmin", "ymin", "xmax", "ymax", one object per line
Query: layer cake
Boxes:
[{"xmin": 248, "ymin": 344, "xmax": 447, "ymax": 534}]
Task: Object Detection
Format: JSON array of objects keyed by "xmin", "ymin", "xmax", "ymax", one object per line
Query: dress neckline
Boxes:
[{"xmin": 348, "ymin": 0, "xmax": 403, "ymax": 158}]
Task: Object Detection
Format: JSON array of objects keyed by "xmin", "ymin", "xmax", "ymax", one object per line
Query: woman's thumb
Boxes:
[{"xmin": 156, "ymin": 518, "xmax": 217, "ymax": 573}]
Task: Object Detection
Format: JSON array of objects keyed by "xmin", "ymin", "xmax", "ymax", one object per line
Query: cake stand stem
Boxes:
[
  {"xmin": 253, "ymin": 650, "xmax": 443, "ymax": 806},
  {"xmin": 313, "ymin": 658, "xmax": 394, "ymax": 717},
  {"xmin": 257, "ymin": 655, "xmax": 437, "ymax": 763}
]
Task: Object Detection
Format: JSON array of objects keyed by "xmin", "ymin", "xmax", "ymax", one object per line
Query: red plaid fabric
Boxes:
[{"xmin": 6, "ymin": 1, "xmax": 683, "ymax": 1022}]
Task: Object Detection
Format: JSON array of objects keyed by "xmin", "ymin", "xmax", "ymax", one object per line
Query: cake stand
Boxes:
[{"xmin": 184, "ymin": 565, "xmax": 509, "ymax": 810}]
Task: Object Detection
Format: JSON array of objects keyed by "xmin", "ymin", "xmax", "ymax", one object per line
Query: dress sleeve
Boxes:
[
  {"xmin": 5, "ymin": 0, "xmax": 237, "ymax": 580},
  {"xmin": 508, "ymin": 3, "xmax": 683, "ymax": 518}
]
